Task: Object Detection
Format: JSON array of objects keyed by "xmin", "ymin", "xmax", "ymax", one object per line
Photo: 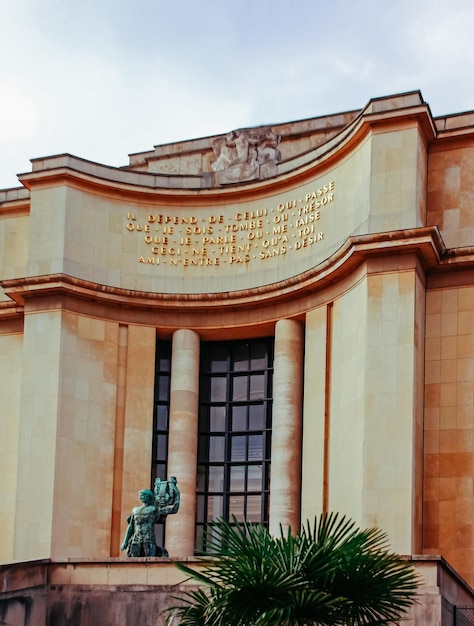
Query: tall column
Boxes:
[
  {"xmin": 269, "ymin": 319, "xmax": 304, "ymax": 536},
  {"xmin": 165, "ymin": 329, "xmax": 200, "ymax": 556}
]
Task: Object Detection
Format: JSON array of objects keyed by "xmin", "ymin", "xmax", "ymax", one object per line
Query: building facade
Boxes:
[{"xmin": 1, "ymin": 91, "xmax": 474, "ymax": 623}]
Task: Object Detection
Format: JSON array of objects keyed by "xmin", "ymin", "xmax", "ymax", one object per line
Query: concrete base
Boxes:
[{"xmin": 1, "ymin": 556, "xmax": 474, "ymax": 625}]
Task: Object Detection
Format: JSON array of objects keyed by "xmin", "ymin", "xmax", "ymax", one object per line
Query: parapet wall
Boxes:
[{"xmin": 1, "ymin": 556, "xmax": 473, "ymax": 626}]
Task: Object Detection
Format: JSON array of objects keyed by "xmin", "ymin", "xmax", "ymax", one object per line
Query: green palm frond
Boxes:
[{"xmin": 168, "ymin": 513, "xmax": 421, "ymax": 626}]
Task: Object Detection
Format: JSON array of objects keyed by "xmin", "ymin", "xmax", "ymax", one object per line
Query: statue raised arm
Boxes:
[{"xmin": 154, "ymin": 475, "xmax": 180, "ymax": 515}]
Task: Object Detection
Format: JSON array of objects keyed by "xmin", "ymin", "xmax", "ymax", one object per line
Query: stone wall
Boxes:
[{"xmin": 1, "ymin": 557, "xmax": 473, "ymax": 626}]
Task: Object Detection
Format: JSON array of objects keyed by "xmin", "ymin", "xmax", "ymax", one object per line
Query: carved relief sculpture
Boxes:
[{"xmin": 211, "ymin": 127, "xmax": 281, "ymax": 183}]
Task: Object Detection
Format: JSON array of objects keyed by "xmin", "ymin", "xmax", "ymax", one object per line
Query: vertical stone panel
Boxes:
[
  {"xmin": 110, "ymin": 325, "xmax": 128, "ymax": 556},
  {"xmin": 118, "ymin": 325, "xmax": 156, "ymax": 556},
  {"xmin": 423, "ymin": 283, "xmax": 474, "ymax": 582},
  {"xmin": 363, "ymin": 263, "xmax": 422, "ymax": 554},
  {"xmin": 52, "ymin": 314, "xmax": 120, "ymax": 558},
  {"xmin": 412, "ymin": 269, "xmax": 426, "ymax": 553},
  {"xmin": 301, "ymin": 306, "xmax": 327, "ymax": 523},
  {"xmin": 13, "ymin": 310, "xmax": 123, "ymax": 560},
  {"xmin": 165, "ymin": 329, "xmax": 200, "ymax": 556},
  {"xmin": 428, "ymin": 144, "xmax": 474, "ymax": 248},
  {"xmin": 14, "ymin": 309, "xmax": 63, "ymax": 560},
  {"xmin": 369, "ymin": 126, "xmax": 426, "ymax": 233},
  {"xmin": 329, "ymin": 278, "xmax": 367, "ymax": 524},
  {"xmin": 26, "ymin": 186, "xmax": 68, "ymax": 277},
  {"xmin": 269, "ymin": 319, "xmax": 304, "ymax": 535},
  {"xmin": 0, "ymin": 332, "xmax": 23, "ymax": 563}
]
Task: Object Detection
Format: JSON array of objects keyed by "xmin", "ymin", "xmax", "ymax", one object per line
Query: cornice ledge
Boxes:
[
  {"xmin": 274, "ymin": 103, "xmax": 436, "ymax": 187},
  {"xmin": 434, "ymin": 246, "xmax": 474, "ymax": 270},
  {"xmin": 0, "ymin": 227, "xmax": 446, "ymax": 312},
  {"xmin": 0, "ymin": 300, "xmax": 24, "ymax": 319},
  {"xmin": 16, "ymin": 98, "xmax": 436, "ymax": 198}
]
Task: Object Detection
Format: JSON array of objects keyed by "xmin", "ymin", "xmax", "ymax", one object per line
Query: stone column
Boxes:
[
  {"xmin": 165, "ymin": 329, "xmax": 200, "ymax": 557},
  {"xmin": 269, "ymin": 319, "xmax": 304, "ymax": 535}
]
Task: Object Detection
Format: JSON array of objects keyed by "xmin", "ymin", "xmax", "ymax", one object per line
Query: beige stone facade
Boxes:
[{"xmin": 1, "ymin": 90, "xmax": 474, "ymax": 624}]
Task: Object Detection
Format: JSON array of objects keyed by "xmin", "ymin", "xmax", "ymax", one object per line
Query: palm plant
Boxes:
[{"xmin": 167, "ymin": 513, "xmax": 421, "ymax": 626}]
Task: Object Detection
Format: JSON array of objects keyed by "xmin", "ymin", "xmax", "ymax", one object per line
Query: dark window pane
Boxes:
[
  {"xmin": 249, "ymin": 374, "xmax": 265, "ymax": 399},
  {"xmin": 249, "ymin": 404, "xmax": 264, "ymax": 430},
  {"xmin": 210, "ymin": 406, "xmax": 226, "ymax": 432},
  {"xmin": 209, "ymin": 436, "xmax": 225, "ymax": 462},
  {"xmin": 209, "ymin": 465, "xmax": 225, "ymax": 492},
  {"xmin": 231, "ymin": 435, "xmax": 246, "ymax": 461},
  {"xmin": 156, "ymin": 435, "xmax": 167, "ymax": 461},
  {"xmin": 265, "ymin": 431, "xmax": 272, "ymax": 460},
  {"xmin": 229, "ymin": 495, "xmax": 245, "ymax": 522},
  {"xmin": 210, "ymin": 376, "xmax": 227, "ymax": 402},
  {"xmin": 195, "ymin": 526, "xmax": 205, "ymax": 552},
  {"xmin": 199, "ymin": 376, "xmax": 209, "ymax": 398},
  {"xmin": 208, "ymin": 495, "xmax": 224, "ymax": 520},
  {"xmin": 158, "ymin": 356, "xmax": 170, "ymax": 371},
  {"xmin": 246, "ymin": 495, "xmax": 262, "ymax": 522},
  {"xmin": 247, "ymin": 465, "xmax": 262, "ymax": 491},
  {"xmin": 158, "ymin": 375, "xmax": 170, "ymax": 401},
  {"xmin": 232, "ymin": 405, "xmax": 246, "ymax": 431},
  {"xmin": 204, "ymin": 523, "xmax": 222, "ymax": 554},
  {"xmin": 198, "ymin": 407, "xmax": 208, "ymax": 432},
  {"xmin": 210, "ymin": 345, "xmax": 228, "ymax": 372},
  {"xmin": 230, "ymin": 465, "xmax": 245, "ymax": 492},
  {"xmin": 251, "ymin": 343, "xmax": 267, "ymax": 369},
  {"xmin": 157, "ymin": 343, "xmax": 171, "ymax": 370},
  {"xmin": 232, "ymin": 375, "xmax": 248, "ymax": 401},
  {"xmin": 155, "ymin": 463, "xmax": 166, "ymax": 480},
  {"xmin": 233, "ymin": 344, "xmax": 249, "ymax": 371},
  {"xmin": 196, "ymin": 495, "xmax": 205, "ymax": 523},
  {"xmin": 156, "ymin": 405, "xmax": 168, "ymax": 431},
  {"xmin": 154, "ymin": 523, "xmax": 164, "ymax": 547},
  {"xmin": 248, "ymin": 434, "xmax": 263, "ymax": 460},
  {"xmin": 197, "ymin": 465, "xmax": 206, "ymax": 491},
  {"xmin": 198, "ymin": 435, "xmax": 208, "ymax": 462}
]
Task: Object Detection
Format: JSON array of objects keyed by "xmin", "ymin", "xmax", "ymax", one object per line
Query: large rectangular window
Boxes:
[
  {"xmin": 152, "ymin": 339, "xmax": 172, "ymax": 547},
  {"xmin": 196, "ymin": 339, "xmax": 273, "ymax": 552}
]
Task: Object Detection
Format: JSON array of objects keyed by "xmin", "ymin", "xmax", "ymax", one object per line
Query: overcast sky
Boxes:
[{"xmin": 1, "ymin": 0, "xmax": 472, "ymax": 189}]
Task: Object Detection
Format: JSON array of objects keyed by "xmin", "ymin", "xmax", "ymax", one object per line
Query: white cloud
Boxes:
[
  {"xmin": 1, "ymin": 0, "xmax": 474, "ymax": 188},
  {"xmin": 0, "ymin": 84, "xmax": 41, "ymax": 141}
]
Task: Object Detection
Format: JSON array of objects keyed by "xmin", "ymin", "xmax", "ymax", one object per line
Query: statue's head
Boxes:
[{"xmin": 139, "ymin": 489, "xmax": 154, "ymax": 503}]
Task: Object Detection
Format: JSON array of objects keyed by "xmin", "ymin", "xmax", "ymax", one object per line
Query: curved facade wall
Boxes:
[{"xmin": 1, "ymin": 90, "xmax": 474, "ymax": 591}]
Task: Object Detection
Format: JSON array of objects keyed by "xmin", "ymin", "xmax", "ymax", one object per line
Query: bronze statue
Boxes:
[{"xmin": 120, "ymin": 477, "xmax": 180, "ymax": 557}]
